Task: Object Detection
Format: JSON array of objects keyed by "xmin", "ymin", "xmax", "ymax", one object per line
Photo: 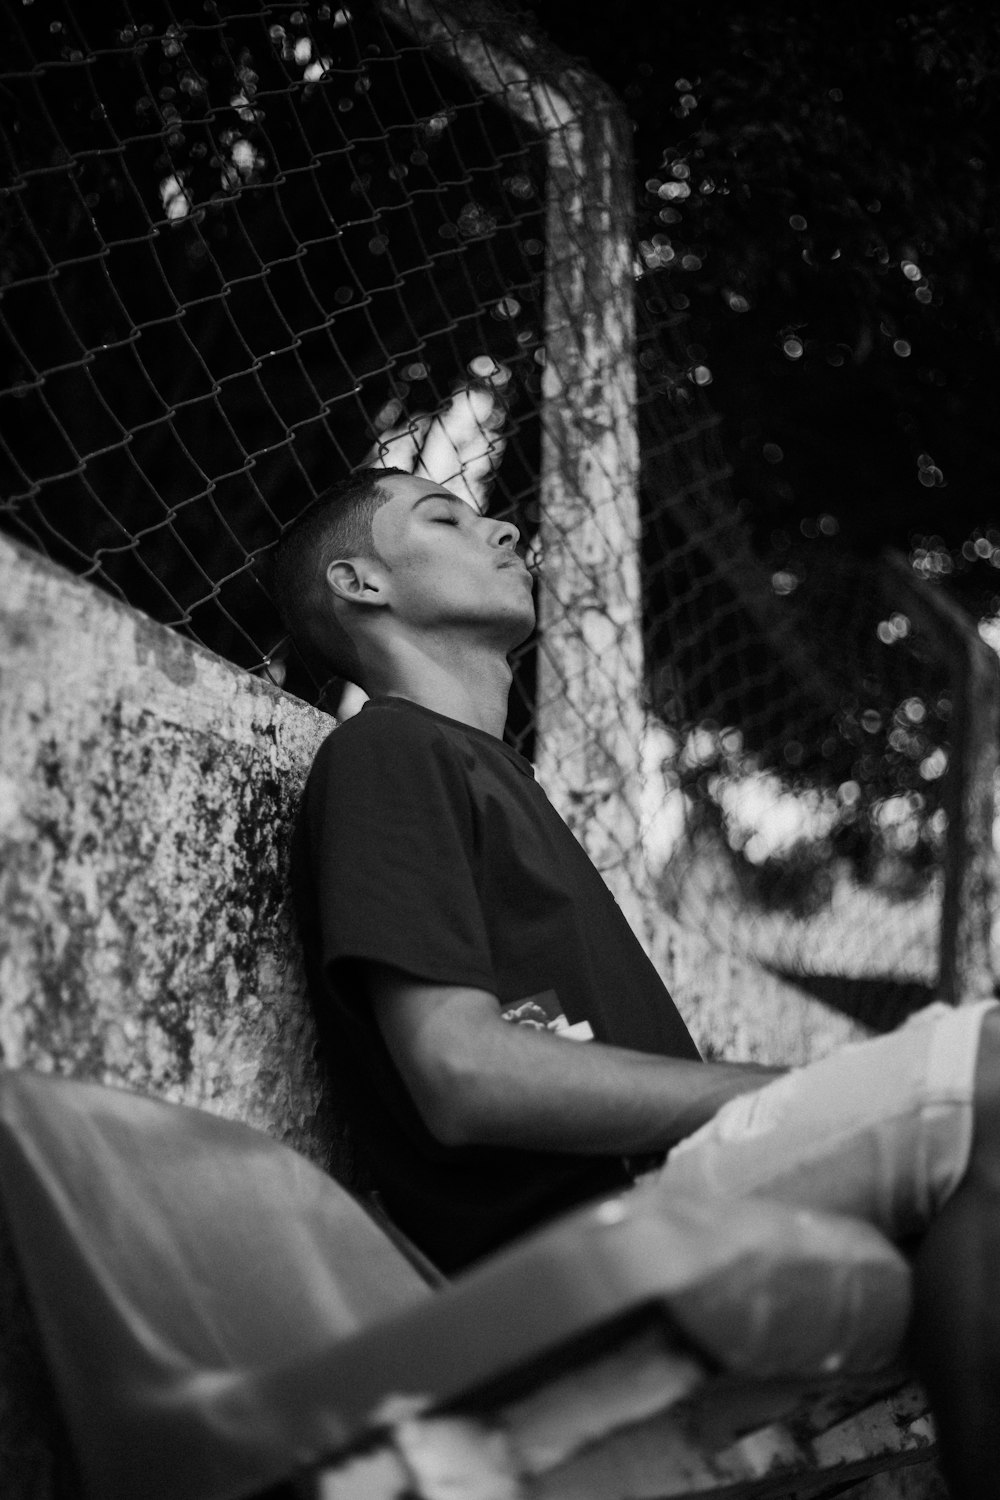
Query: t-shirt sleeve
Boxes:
[{"xmin": 302, "ymin": 716, "xmax": 497, "ymax": 993}]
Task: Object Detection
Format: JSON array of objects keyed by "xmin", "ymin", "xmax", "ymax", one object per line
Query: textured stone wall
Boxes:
[{"xmin": 0, "ymin": 533, "xmax": 342, "ymax": 1171}]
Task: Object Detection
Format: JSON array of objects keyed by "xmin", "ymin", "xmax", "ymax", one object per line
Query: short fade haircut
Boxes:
[{"xmin": 270, "ymin": 466, "xmax": 412, "ymax": 685}]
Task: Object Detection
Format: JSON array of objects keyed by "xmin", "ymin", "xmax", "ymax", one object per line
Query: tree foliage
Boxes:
[
  {"xmin": 524, "ymin": 0, "xmax": 1000, "ymax": 911},
  {"xmin": 529, "ymin": 0, "xmax": 1000, "ymax": 622}
]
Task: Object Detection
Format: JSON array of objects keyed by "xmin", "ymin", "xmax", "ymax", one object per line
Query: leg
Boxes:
[
  {"xmin": 657, "ymin": 1002, "xmax": 995, "ymax": 1234},
  {"xmin": 656, "ymin": 1000, "xmax": 1000, "ymax": 1497},
  {"xmin": 910, "ymin": 1007, "xmax": 1000, "ymax": 1499}
]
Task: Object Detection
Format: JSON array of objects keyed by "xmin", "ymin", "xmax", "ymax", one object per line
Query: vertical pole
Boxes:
[
  {"xmin": 885, "ymin": 553, "xmax": 1000, "ymax": 1003},
  {"xmin": 939, "ymin": 636, "xmax": 1000, "ymax": 1003},
  {"xmin": 532, "ymin": 102, "xmax": 652, "ymax": 943}
]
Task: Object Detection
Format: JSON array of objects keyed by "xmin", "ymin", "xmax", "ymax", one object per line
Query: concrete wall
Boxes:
[{"xmin": 0, "ymin": 533, "xmax": 343, "ymax": 1172}]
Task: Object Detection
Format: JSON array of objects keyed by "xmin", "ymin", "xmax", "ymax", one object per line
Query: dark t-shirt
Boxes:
[{"xmin": 291, "ymin": 695, "xmax": 701, "ymax": 1271}]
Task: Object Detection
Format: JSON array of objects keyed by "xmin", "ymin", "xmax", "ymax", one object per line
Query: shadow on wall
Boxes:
[{"xmin": 769, "ymin": 971, "xmax": 937, "ymax": 1033}]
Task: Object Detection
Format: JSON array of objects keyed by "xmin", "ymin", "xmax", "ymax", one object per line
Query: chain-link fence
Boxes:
[
  {"xmin": 3, "ymin": 0, "xmax": 996, "ymax": 1018},
  {"xmin": 1, "ymin": 0, "xmax": 547, "ymax": 725},
  {"xmin": 636, "ymin": 285, "xmax": 998, "ymax": 1011}
]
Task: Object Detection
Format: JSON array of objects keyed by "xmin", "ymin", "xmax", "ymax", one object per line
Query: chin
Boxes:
[{"xmin": 508, "ymin": 611, "xmax": 536, "ymax": 651}]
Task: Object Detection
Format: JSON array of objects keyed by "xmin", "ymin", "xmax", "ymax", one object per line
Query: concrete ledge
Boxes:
[{"xmin": 0, "ymin": 534, "xmax": 341, "ymax": 1170}]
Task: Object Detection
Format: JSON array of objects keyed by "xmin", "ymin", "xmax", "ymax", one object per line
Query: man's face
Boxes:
[{"xmin": 362, "ymin": 473, "xmax": 536, "ymax": 649}]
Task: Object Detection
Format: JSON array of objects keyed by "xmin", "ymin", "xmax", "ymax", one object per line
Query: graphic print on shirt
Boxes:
[{"xmin": 499, "ymin": 989, "xmax": 594, "ymax": 1042}]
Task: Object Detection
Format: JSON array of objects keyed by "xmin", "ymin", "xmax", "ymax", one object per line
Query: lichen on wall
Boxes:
[{"xmin": 0, "ymin": 534, "xmax": 347, "ymax": 1173}]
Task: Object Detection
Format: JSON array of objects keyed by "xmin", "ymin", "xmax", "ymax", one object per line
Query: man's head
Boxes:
[
  {"xmin": 270, "ymin": 467, "xmax": 407, "ymax": 684},
  {"xmin": 271, "ymin": 468, "xmax": 534, "ymax": 689}
]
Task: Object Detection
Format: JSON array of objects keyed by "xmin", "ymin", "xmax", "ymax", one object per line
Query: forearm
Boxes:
[
  {"xmin": 433, "ymin": 1023, "xmax": 786, "ymax": 1156},
  {"xmin": 367, "ymin": 968, "xmax": 788, "ymax": 1158}
]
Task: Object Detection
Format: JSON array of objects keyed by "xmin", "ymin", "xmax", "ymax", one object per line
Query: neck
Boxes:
[{"xmin": 363, "ymin": 640, "xmax": 513, "ymax": 739}]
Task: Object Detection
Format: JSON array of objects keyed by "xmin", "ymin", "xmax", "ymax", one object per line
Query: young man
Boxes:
[{"xmin": 275, "ymin": 466, "xmax": 1000, "ymax": 1498}]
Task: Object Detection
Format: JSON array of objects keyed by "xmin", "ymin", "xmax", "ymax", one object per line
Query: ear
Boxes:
[{"xmin": 326, "ymin": 558, "xmax": 386, "ymax": 609}]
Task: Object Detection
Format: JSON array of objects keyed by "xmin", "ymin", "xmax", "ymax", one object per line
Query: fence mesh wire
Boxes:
[
  {"xmin": 1, "ymin": 0, "xmax": 546, "ymax": 723},
  {"xmin": 1, "ymin": 0, "xmax": 969, "ymax": 1009},
  {"xmin": 636, "ymin": 289, "xmax": 954, "ymax": 1005}
]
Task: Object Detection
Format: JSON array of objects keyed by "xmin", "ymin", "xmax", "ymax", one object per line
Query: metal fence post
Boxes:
[{"xmin": 884, "ymin": 551, "xmax": 1000, "ymax": 1004}]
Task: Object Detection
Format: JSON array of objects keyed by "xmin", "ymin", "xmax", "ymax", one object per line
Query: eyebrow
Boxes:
[{"xmin": 411, "ymin": 491, "xmax": 485, "ymax": 517}]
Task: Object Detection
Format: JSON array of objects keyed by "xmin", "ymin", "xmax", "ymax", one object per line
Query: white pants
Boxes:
[{"xmin": 653, "ymin": 1000, "xmax": 999, "ymax": 1240}]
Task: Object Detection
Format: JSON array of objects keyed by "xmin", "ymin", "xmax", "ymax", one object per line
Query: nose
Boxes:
[{"xmin": 491, "ymin": 516, "xmax": 520, "ymax": 551}]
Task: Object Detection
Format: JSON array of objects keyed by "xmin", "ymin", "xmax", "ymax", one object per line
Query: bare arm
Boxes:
[{"xmin": 364, "ymin": 963, "xmax": 787, "ymax": 1156}]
